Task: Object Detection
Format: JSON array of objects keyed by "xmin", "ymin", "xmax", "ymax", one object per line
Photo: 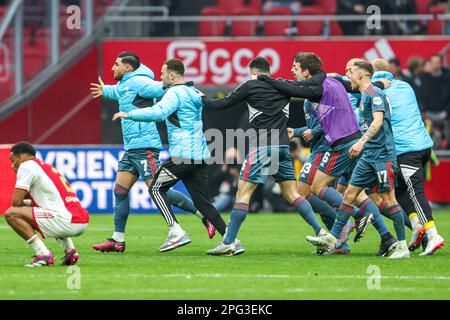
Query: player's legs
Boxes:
[
  {"xmin": 312, "ymin": 142, "xmax": 360, "ymax": 210},
  {"xmin": 328, "ymin": 184, "xmax": 363, "ymax": 240},
  {"xmin": 336, "ymin": 178, "xmax": 348, "ymax": 195},
  {"xmin": 222, "ymin": 179, "xmax": 258, "ymax": 245},
  {"xmin": 92, "ymin": 170, "xmax": 136, "ymax": 252},
  {"xmin": 113, "ymin": 171, "xmax": 138, "ymax": 241},
  {"xmin": 5, "ymin": 206, "xmax": 53, "ymax": 266},
  {"xmin": 356, "ymin": 190, "xmax": 391, "ymax": 240},
  {"xmin": 132, "ymin": 148, "xmax": 215, "ymax": 239},
  {"xmin": 150, "ymin": 160, "xmax": 193, "ymax": 252},
  {"xmin": 299, "ymin": 152, "xmax": 336, "ymax": 230},
  {"xmin": 181, "ymin": 164, "xmax": 228, "ymax": 238},
  {"xmin": 397, "ymin": 149, "xmax": 443, "ymax": 254},
  {"xmin": 311, "ymin": 170, "xmax": 342, "ymax": 208},
  {"xmin": 4, "ymin": 206, "xmax": 37, "ymax": 240},
  {"xmin": 280, "ymin": 180, "xmax": 323, "ymax": 235},
  {"xmin": 306, "ymin": 183, "xmax": 364, "ymax": 251}
]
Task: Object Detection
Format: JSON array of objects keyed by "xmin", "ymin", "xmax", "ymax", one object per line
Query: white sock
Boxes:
[
  {"xmin": 112, "ymin": 232, "xmax": 125, "ymax": 242},
  {"xmin": 27, "ymin": 235, "xmax": 50, "ymax": 256},
  {"xmin": 410, "ymin": 216, "xmax": 422, "ymax": 230},
  {"xmin": 56, "ymin": 238, "xmax": 75, "ymax": 253},
  {"xmin": 426, "ymin": 227, "xmax": 438, "ymax": 238},
  {"xmin": 193, "ymin": 210, "xmax": 204, "ymax": 220},
  {"xmin": 169, "ymin": 223, "xmax": 184, "ymax": 236}
]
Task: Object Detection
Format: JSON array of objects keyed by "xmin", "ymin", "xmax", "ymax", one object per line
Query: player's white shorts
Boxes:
[{"xmin": 32, "ymin": 207, "xmax": 88, "ymax": 239}]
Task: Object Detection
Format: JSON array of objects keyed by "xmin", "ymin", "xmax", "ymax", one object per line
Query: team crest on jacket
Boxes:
[{"xmin": 373, "ymin": 97, "xmax": 383, "ymax": 105}]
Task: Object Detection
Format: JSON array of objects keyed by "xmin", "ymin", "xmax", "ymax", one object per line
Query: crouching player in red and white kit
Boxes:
[{"xmin": 4, "ymin": 142, "xmax": 89, "ymax": 267}]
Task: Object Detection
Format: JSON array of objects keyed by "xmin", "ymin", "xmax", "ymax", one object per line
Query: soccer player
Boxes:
[
  {"xmin": 287, "ymin": 67, "xmax": 354, "ymax": 254},
  {"xmin": 372, "ymin": 58, "xmax": 445, "ymax": 255},
  {"xmin": 4, "ymin": 142, "xmax": 89, "ymax": 267},
  {"xmin": 331, "ymin": 58, "xmax": 403, "ymax": 256},
  {"xmin": 202, "ymin": 57, "xmax": 329, "ymax": 255},
  {"xmin": 90, "ymin": 52, "xmax": 214, "ymax": 253},
  {"xmin": 112, "ymin": 59, "xmax": 231, "ymax": 253},
  {"xmin": 306, "ymin": 61, "xmax": 410, "ymax": 258},
  {"xmin": 258, "ymin": 52, "xmax": 380, "ymax": 244}
]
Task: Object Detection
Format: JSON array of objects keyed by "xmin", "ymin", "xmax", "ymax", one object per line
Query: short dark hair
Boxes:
[
  {"xmin": 249, "ymin": 57, "xmax": 270, "ymax": 74},
  {"xmin": 164, "ymin": 58, "xmax": 185, "ymax": 76},
  {"xmin": 293, "ymin": 52, "xmax": 323, "ymax": 75},
  {"xmin": 11, "ymin": 142, "xmax": 36, "ymax": 157},
  {"xmin": 354, "ymin": 60, "xmax": 374, "ymax": 77},
  {"xmin": 118, "ymin": 51, "xmax": 141, "ymax": 71}
]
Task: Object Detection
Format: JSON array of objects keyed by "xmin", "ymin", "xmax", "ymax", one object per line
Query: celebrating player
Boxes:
[
  {"xmin": 258, "ymin": 53, "xmax": 395, "ymax": 251},
  {"xmin": 372, "ymin": 58, "xmax": 445, "ymax": 255},
  {"xmin": 202, "ymin": 57, "xmax": 330, "ymax": 255},
  {"xmin": 90, "ymin": 52, "xmax": 214, "ymax": 253},
  {"xmin": 306, "ymin": 61, "xmax": 410, "ymax": 258},
  {"xmin": 4, "ymin": 142, "xmax": 89, "ymax": 267},
  {"xmin": 112, "ymin": 59, "xmax": 231, "ymax": 253}
]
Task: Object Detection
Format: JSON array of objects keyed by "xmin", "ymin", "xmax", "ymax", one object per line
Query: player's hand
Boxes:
[
  {"xmin": 287, "ymin": 128, "xmax": 294, "ymax": 140},
  {"xmin": 349, "ymin": 140, "xmax": 364, "ymax": 158},
  {"xmin": 302, "ymin": 129, "xmax": 314, "ymax": 142},
  {"xmin": 379, "ymin": 78, "xmax": 391, "ymax": 89},
  {"xmin": 112, "ymin": 112, "xmax": 129, "ymax": 121},
  {"xmin": 90, "ymin": 77, "xmax": 105, "ymax": 99}
]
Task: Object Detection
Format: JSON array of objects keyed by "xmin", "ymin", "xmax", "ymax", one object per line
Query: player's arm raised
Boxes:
[
  {"xmin": 113, "ymin": 89, "xmax": 178, "ymax": 122},
  {"xmin": 333, "ymin": 76, "xmax": 388, "ymax": 93},
  {"xmin": 137, "ymin": 78, "xmax": 165, "ymax": 99},
  {"xmin": 258, "ymin": 77, "xmax": 323, "ymax": 100},
  {"xmin": 202, "ymin": 82, "xmax": 249, "ymax": 110}
]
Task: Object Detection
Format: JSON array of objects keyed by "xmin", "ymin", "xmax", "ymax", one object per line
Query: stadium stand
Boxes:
[
  {"xmin": 263, "ymin": 6, "xmax": 292, "ymax": 36},
  {"xmin": 199, "ymin": 6, "xmax": 226, "ymax": 36},
  {"xmin": 231, "ymin": 7, "xmax": 259, "ymax": 37}
]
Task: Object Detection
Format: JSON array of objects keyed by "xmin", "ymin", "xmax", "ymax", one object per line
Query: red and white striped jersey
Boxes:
[{"xmin": 15, "ymin": 159, "xmax": 89, "ymax": 224}]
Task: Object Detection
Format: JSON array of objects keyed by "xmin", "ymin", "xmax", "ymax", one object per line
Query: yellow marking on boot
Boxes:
[
  {"xmin": 424, "ymin": 221, "xmax": 436, "ymax": 230},
  {"xmin": 408, "ymin": 213, "xmax": 418, "ymax": 219}
]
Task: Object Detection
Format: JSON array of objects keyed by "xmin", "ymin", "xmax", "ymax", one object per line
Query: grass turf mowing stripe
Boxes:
[{"xmin": 0, "ymin": 211, "xmax": 449, "ymax": 300}]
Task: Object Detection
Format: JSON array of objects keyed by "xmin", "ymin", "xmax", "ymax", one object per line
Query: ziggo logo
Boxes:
[{"xmin": 167, "ymin": 41, "xmax": 280, "ymax": 85}]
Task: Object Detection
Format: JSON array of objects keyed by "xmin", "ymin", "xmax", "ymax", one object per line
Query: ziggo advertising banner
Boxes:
[
  {"xmin": 0, "ymin": 146, "xmax": 188, "ymax": 214},
  {"xmin": 103, "ymin": 38, "xmax": 450, "ymax": 85}
]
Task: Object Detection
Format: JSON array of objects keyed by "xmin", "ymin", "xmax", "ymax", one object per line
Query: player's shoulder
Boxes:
[
  {"xmin": 17, "ymin": 159, "xmax": 40, "ymax": 175},
  {"xmin": 368, "ymin": 84, "xmax": 385, "ymax": 96}
]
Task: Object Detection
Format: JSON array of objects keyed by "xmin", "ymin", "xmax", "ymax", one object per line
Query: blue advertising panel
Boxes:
[{"xmin": 35, "ymin": 146, "xmax": 189, "ymax": 214}]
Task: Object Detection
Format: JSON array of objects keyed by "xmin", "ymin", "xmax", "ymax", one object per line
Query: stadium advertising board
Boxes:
[
  {"xmin": 103, "ymin": 38, "xmax": 450, "ymax": 86},
  {"xmin": 29, "ymin": 146, "xmax": 187, "ymax": 214}
]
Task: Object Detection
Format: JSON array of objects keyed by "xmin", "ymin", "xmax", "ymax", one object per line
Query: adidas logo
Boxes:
[{"xmin": 364, "ymin": 38, "xmax": 396, "ymax": 62}]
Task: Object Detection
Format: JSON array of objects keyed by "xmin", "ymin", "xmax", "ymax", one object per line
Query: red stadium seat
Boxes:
[
  {"xmin": 296, "ymin": 7, "xmax": 324, "ymax": 36},
  {"xmin": 199, "ymin": 7, "xmax": 226, "ymax": 37},
  {"xmin": 231, "ymin": 7, "xmax": 258, "ymax": 37},
  {"xmin": 312, "ymin": 0, "xmax": 337, "ymax": 15},
  {"xmin": 330, "ymin": 21, "xmax": 343, "ymax": 36},
  {"xmin": 217, "ymin": 0, "xmax": 244, "ymax": 14},
  {"xmin": 248, "ymin": 0, "xmax": 263, "ymax": 14},
  {"xmin": 427, "ymin": 3, "xmax": 448, "ymax": 35},
  {"xmin": 414, "ymin": 0, "xmax": 433, "ymax": 14},
  {"xmin": 263, "ymin": 7, "xmax": 292, "ymax": 37}
]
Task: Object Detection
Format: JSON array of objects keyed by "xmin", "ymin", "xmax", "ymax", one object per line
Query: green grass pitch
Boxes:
[{"xmin": 0, "ymin": 211, "xmax": 449, "ymax": 300}]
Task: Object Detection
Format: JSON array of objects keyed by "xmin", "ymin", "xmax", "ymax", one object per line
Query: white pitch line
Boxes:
[
  {"xmin": 0, "ymin": 273, "xmax": 449, "ymax": 281},
  {"xmin": 2, "ymin": 287, "xmax": 449, "ymax": 297}
]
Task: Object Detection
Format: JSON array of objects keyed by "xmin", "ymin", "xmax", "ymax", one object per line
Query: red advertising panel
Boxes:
[
  {"xmin": 0, "ymin": 146, "xmax": 15, "ymax": 216},
  {"xmin": 103, "ymin": 38, "xmax": 450, "ymax": 86}
]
